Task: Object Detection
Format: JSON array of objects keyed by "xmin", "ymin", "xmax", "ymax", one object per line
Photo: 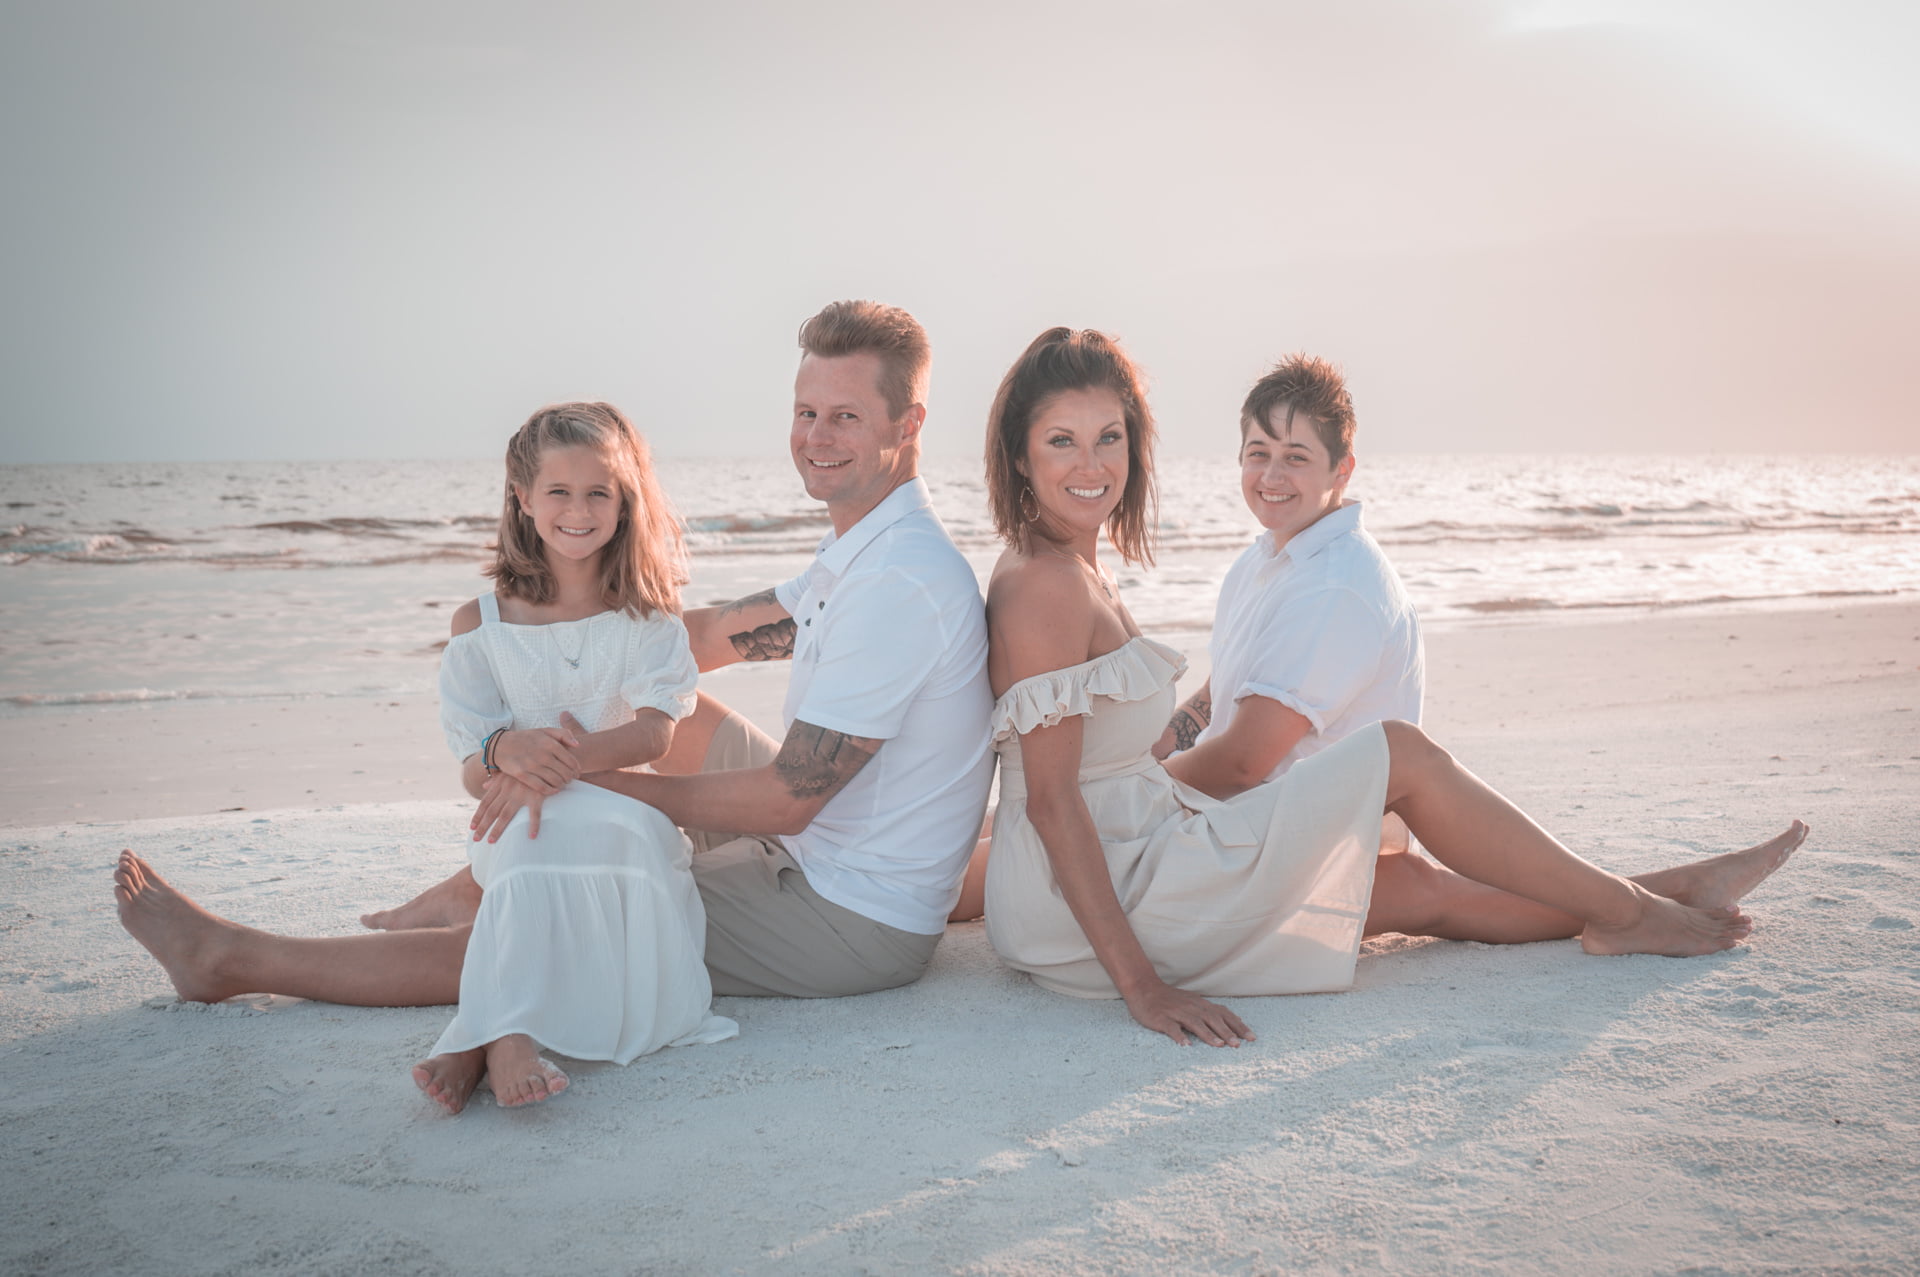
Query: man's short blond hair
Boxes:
[{"xmin": 797, "ymin": 300, "xmax": 931, "ymax": 421}]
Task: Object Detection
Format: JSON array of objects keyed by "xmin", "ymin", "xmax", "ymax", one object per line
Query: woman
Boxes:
[{"xmin": 979, "ymin": 327, "xmax": 1806, "ymax": 1047}]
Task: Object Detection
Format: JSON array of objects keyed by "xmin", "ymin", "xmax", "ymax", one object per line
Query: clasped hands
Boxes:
[{"xmin": 471, "ymin": 713, "xmax": 590, "ymax": 843}]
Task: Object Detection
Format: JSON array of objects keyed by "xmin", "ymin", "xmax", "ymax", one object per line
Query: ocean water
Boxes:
[{"xmin": 2, "ymin": 454, "xmax": 1915, "ymax": 711}]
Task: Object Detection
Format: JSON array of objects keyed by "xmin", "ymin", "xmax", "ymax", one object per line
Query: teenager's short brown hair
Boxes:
[
  {"xmin": 1240, "ymin": 354, "xmax": 1357, "ymax": 464},
  {"xmin": 796, "ymin": 300, "xmax": 931, "ymax": 421},
  {"xmin": 489, "ymin": 402, "xmax": 687, "ymax": 617},
  {"xmin": 984, "ymin": 327, "xmax": 1158, "ymax": 566}
]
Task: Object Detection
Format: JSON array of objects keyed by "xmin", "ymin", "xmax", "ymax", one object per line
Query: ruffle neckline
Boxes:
[{"xmin": 991, "ymin": 635, "xmax": 1187, "ymax": 740}]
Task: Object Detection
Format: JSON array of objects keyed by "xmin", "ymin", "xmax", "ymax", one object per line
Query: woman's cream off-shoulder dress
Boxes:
[{"xmin": 985, "ymin": 636, "xmax": 1391, "ymax": 998}]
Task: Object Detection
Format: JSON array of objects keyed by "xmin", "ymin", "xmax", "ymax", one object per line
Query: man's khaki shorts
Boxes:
[{"xmin": 687, "ymin": 710, "xmax": 940, "ymax": 998}]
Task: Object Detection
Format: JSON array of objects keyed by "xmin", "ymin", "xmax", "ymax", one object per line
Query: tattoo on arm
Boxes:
[
  {"xmin": 1167, "ymin": 692, "xmax": 1212, "ymax": 754},
  {"xmin": 718, "ymin": 588, "xmax": 778, "ymax": 619},
  {"xmin": 730, "ymin": 616, "xmax": 797, "ymax": 662},
  {"xmin": 773, "ymin": 721, "xmax": 881, "ymax": 802}
]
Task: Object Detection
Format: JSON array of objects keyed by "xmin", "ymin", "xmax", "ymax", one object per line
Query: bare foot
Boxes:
[
  {"xmin": 362, "ymin": 868, "xmax": 482, "ymax": 931},
  {"xmin": 412, "ymin": 1047, "xmax": 485, "ymax": 1115},
  {"xmin": 484, "ymin": 1034, "xmax": 569, "ymax": 1108},
  {"xmin": 113, "ymin": 851, "xmax": 250, "ymax": 1003},
  {"xmin": 1633, "ymin": 821, "xmax": 1810, "ymax": 912},
  {"xmin": 1580, "ymin": 885, "xmax": 1753, "ymax": 957}
]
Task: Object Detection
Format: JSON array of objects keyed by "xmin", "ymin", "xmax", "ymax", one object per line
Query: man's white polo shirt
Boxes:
[
  {"xmin": 771, "ymin": 478, "xmax": 994, "ymax": 935},
  {"xmin": 1198, "ymin": 500, "xmax": 1423, "ymax": 781}
]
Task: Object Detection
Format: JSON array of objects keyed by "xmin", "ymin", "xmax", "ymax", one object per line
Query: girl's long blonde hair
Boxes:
[{"xmin": 488, "ymin": 402, "xmax": 687, "ymax": 616}]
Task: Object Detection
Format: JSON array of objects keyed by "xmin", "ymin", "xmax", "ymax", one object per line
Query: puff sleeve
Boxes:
[
  {"xmin": 439, "ymin": 631, "xmax": 512, "ymax": 761},
  {"xmin": 620, "ymin": 611, "xmax": 699, "ymax": 723}
]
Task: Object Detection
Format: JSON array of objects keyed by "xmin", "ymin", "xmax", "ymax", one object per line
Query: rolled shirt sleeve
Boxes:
[
  {"xmin": 773, "ymin": 570, "xmax": 808, "ymax": 617},
  {"xmin": 438, "ymin": 632, "xmax": 513, "ymax": 761},
  {"xmin": 620, "ymin": 612, "xmax": 699, "ymax": 723},
  {"xmin": 1234, "ymin": 587, "xmax": 1389, "ymax": 735}
]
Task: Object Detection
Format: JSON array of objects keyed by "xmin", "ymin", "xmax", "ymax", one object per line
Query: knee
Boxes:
[
  {"xmin": 1382, "ymin": 719, "xmax": 1450, "ymax": 774},
  {"xmin": 1377, "ymin": 847, "xmax": 1442, "ymax": 894}
]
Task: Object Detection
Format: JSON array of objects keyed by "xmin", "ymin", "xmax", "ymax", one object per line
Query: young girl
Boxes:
[{"xmin": 413, "ymin": 402, "xmax": 735, "ymax": 1113}]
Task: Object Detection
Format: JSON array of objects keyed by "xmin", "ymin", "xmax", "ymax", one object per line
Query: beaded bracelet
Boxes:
[{"xmin": 480, "ymin": 727, "xmax": 507, "ymax": 775}]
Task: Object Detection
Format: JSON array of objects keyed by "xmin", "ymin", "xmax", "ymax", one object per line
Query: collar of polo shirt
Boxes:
[
  {"xmin": 810, "ymin": 477, "xmax": 934, "ymax": 580},
  {"xmin": 1266, "ymin": 498, "xmax": 1364, "ymax": 565}
]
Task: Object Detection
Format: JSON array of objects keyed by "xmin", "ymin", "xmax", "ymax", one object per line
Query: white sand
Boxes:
[{"xmin": 3, "ymin": 602, "xmax": 1918, "ymax": 1273}]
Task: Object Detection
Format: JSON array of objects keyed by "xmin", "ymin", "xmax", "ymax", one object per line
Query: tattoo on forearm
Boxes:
[
  {"xmin": 730, "ymin": 617, "xmax": 797, "ymax": 661},
  {"xmin": 1168, "ymin": 693, "xmax": 1211, "ymax": 754},
  {"xmin": 774, "ymin": 721, "xmax": 880, "ymax": 801},
  {"xmin": 718, "ymin": 588, "xmax": 778, "ymax": 619}
]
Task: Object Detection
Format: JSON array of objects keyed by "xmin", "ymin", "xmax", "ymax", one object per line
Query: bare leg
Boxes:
[
  {"xmin": 484, "ymin": 1035, "xmax": 569, "ymax": 1107},
  {"xmin": 1379, "ymin": 722, "xmax": 1756, "ymax": 956},
  {"xmin": 413, "ymin": 1047, "xmax": 485, "ymax": 1115},
  {"xmin": 1367, "ymin": 821, "xmax": 1809, "ymax": 943},
  {"xmin": 362, "ymin": 865, "xmax": 482, "ymax": 932},
  {"xmin": 115, "ymin": 851, "xmax": 466, "ymax": 1005},
  {"xmin": 1632, "ymin": 822, "xmax": 1808, "ymax": 910},
  {"xmin": 1367, "ymin": 851, "xmax": 1585, "ymax": 942},
  {"xmin": 948, "ymin": 835, "xmax": 990, "ymax": 923}
]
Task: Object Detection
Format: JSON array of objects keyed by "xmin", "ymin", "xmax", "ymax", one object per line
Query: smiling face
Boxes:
[
  {"xmin": 512, "ymin": 444, "xmax": 624, "ymax": 567},
  {"xmin": 791, "ymin": 350, "xmax": 924, "ymax": 533},
  {"xmin": 1240, "ymin": 406, "xmax": 1354, "ymax": 548},
  {"xmin": 1021, "ymin": 386, "xmax": 1129, "ymax": 546}
]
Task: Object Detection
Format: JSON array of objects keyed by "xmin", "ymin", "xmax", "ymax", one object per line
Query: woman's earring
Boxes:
[{"xmin": 1019, "ymin": 485, "xmax": 1040, "ymax": 524}]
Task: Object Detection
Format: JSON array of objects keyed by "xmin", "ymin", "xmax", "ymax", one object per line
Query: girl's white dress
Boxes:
[
  {"xmin": 433, "ymin": 592, "xmax": 736, "ymax": 1064},
  {"xmin": 984, "ymin": 636, "xmax": 1389, "ymax": 998}
]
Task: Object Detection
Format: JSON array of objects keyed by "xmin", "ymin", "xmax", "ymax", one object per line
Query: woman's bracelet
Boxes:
[{"xmin": 481, "ymin": 727, "xmax": 507, "ymax": 775}]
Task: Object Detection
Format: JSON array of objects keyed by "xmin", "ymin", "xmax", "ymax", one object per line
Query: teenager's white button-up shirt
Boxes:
[
  {"xmin": 772, "ymin": 478, "xmax": 994, "ymax": 935},
  {"xmin": 1198, "ymin": 500, "xmax": 1423, "ymax": 780}
]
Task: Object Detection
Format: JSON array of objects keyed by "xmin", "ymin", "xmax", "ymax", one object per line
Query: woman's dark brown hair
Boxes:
[{"xmin": 984, "ymin": 327, "xmax": 1158, "ymax": 566}]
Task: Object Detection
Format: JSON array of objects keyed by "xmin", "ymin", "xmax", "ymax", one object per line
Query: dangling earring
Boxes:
[{"xmin": 1019, "ymin": 485, "xmax": 1040, "ymax": 524}]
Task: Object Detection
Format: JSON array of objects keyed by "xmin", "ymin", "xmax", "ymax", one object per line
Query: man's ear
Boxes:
[
  {"xmin": 897, "ymin": 403, "xmax": 926, "ymax": 443},
  {"xmin": 1333, "ymin": 451, "xmax": 1356, "ymax": 492}
]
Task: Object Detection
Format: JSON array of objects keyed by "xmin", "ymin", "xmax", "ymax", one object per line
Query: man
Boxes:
[
  {"xmin": 114, "ymin": 300, "xmax": 994, "ymax": 1108},
  {"xmin": 1157, "ymin": 354, "xmax": 1423, "ymax": 807},
  {"xmin": 595, "ymin": 299, "xmax": 994, "ymax": 995}
]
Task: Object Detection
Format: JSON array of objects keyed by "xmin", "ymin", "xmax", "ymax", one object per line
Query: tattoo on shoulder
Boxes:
[
  {"xmin": 774, "ymin": 721, "xmax": 881, "ymax": 801},
  {"xmin": 1168, "ymin": 692, "xmax": 1212, "ymax": 754},
  {"xmin": 730, "ymin": 616, "xmax": 796, "ymax": 661},
  {"xmin": 718, "ymin": 588, "xmax": 778, "ymax": 618}
]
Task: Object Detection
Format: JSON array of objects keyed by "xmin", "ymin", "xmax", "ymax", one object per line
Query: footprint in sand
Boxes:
[{"xmin": 1867, "ymin": 915, "xmax": 1913, "ymax": 930}]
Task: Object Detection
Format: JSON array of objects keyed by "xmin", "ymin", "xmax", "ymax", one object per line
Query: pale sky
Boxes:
[{"xmin": 1, "ymin": 0, "xmax": 1914, "ymax": 463}]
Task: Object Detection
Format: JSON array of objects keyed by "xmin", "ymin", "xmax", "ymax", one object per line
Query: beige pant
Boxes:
[{"xmin": 687, "ymin": 711, "xmax": 941, "ymax": 998}]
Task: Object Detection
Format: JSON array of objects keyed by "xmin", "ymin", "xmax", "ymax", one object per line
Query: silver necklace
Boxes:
[{"xmin": 553, "ymin": 621, "xmax": 588, "ymax": 670}]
